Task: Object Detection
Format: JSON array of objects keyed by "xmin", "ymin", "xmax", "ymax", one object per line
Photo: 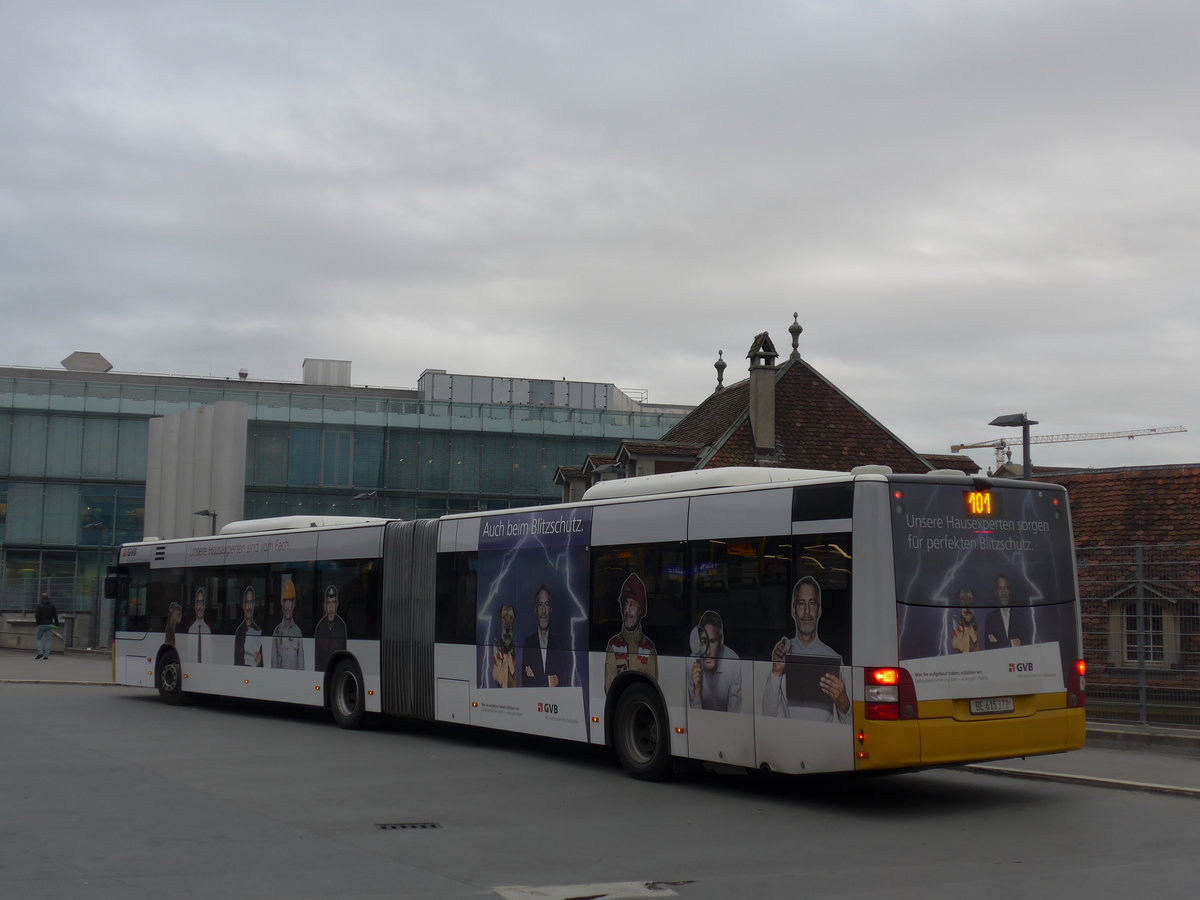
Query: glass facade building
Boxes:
[{"xmin": 0, "ymin": 366, "xmax": 686, "ymax": 610}]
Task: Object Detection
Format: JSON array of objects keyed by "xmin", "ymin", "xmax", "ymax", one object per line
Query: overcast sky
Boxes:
[{"xmin": 3, "ymin": 1, "xmax": 1197, "ymax": 473}]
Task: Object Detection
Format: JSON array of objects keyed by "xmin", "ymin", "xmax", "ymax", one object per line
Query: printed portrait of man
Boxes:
[
  {"xmin": 687, "ymin": 610, "xmax": 742, "ymax": 712},
  {"xmin": 603, "ymin": 573, "xmax": 657, "ymax": 693},
  {"xmin": 234, "ymin": 585, "xmax": 264, "ymax": 667},
  {"xmin": 762, "ymin": 576, "xmax": 849, "ymax": 722},
  {"xmin": 313, "ymin": 585, "xmax": 348, "ymax": 671},
  {"xmin": 522, "ymin": 584, "xmax": 570, "ymax": 688},
  {"xmin": 271, "ymin": 580, "xmax": 304, "ymax": 670},
  {"xmin": 186, "ymin": 587, "xmax": 211, "ymax": 664}
]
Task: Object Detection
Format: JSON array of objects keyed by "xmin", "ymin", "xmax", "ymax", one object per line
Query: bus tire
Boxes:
[
  {"xmin": 612, "ymin": 682, "xmax": 671, "ymax": 781},
  {"xmin": 156, "ymin": 650, "xmax": 186, "ymax": 706},
  {"xmin": 329, "ymin": 659, "xmax": 366, "ymax": 730}
]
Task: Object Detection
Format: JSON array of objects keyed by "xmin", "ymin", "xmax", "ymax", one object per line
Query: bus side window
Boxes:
[{"xmin": 435, "ymin": 552, "xmax": 476, "ymax": 644}]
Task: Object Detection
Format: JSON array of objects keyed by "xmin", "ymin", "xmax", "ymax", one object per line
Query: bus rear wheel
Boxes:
[
  {"xmin": 329, "ymin": 659, "xmax": 365, "ymax": 730},
  {"xmin": 612, "ymin": 682, "xmax": 671, "ymax": 781},
  {"xmin": 156, "ymin": 650, "xmax": 186, "ymax": 705}
]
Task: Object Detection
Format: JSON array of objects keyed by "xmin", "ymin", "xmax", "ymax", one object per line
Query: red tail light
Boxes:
[
  {"xmin": 864, "ymin": 667, "xmax": 917, "ymax": 720},
  {"xmin": 1067, "ymin": 658, "xmax": 1087, "ymax": 708}
]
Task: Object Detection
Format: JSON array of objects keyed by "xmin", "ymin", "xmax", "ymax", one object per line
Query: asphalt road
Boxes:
[{"xmin": 3, "ymin": 682, "xmax": 1198, "ymax": 900}]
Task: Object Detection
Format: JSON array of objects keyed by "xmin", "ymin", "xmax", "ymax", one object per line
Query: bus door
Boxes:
[{"xmin": 754, "ymin": 524, "xmax": 856, "ymax": 775}]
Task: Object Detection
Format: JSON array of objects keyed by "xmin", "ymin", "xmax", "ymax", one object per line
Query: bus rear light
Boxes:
[
  {"xmin": 864, "ymin": 667, "xmax": 917, "ymax": 720},
  {"xmin": 1067, "ymin": 658, "xmax": 1087, "ymax": 707}
]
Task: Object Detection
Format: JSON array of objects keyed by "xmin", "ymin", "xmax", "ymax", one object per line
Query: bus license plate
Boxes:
[{"xmin": 970, "ymin": 697, "xmax": 1014, "ymax": 715}]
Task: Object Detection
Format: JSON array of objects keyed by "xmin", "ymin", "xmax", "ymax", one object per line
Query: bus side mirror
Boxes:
[{"xmin": 103, "ymin": 574, "xmax": 119, "ymax": 600}]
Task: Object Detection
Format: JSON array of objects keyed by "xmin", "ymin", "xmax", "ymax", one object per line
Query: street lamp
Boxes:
[
  {"xmin": 349, "ymin": 491, "xmax": 378, "ymax": 516},
  {"xmin": 83, "ymin": 520, "xmax": 106, "ymax": 650},
  {"xmin": 193, "ymin": 509, "xmax": 218, "ymax": 536},
  {"xmin": 989, "ymin": 413, "xmax": 1039, "ymax": 477}
]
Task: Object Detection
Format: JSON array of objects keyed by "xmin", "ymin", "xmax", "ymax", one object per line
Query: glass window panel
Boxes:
[
  {"xmin": 0, "ymin": 481, "xmax": 7, "ymax": 544},
  {"xmin": 353, "ymin": 431, "xmax": 384, "ymax": 488},
  {"xmin": 249, "ymin": 425, "xmax": 288, "ymax": 485},
  {"xmin": 5, "ymin": 482, "xmax": 42, "ymax": 542},
  {"xmin": 85, "ymin": 381, "xmax": 121, "ymax": 413},
  {"xmin": 81, "ymin": 417, "xmax": 118, "ymax": 477},
  {"xmin": 0, "ymin": 377, "xmax": 12, "ymax": 408},
  {"xmin": 42, "ymin": 484, "xmax": 78, "ymax": 546},
  {"xmin": 49, "ymin": 380, "xmax": 86, "ymax": 412},
  {"xmin": 11, "ymin": 414, "xmax": 47, "ymax": 475},
  {"xmin": 450, "ymin": 437, "xmax": 480, "ymax": 494},
  {"xmin": 13, "ymin": 379, "xmax": 50, "ymax": 410},
  {"xmin": 322, "ymin": 431, "xmax": 352, "ymax": 486},
  {"xmin": 115, "ymin": 486, "xmax": 144, "ymax": 545},
  {"xmin": 219, "ymin": 390, "xmax": 258, "ymax": 416},
  {"xmin": 256, "ymin": 390, "xmax": 290, "ymax": 422},
  {"xmin": 46, "ymin": 417, "xmax": 83, "ymax": 476},
  {"xmin": 290, "ymin": 394, "xmax": 323, "ymax": 424},
  {"xmin": 0, "ymin": 412, "xmax": 11, "ymax": 473},
  {"xmin": 288, "ymin": 428, "xmax": 320, "ymax": 486},
  {"xmin": 420, "ymin": 401, "xmax": 451, "ymax": 429},
  {"xmin": 450, "ymin": 403, "xmax": 480, "ymax": 431},
  {"xmin": 387, "ymin": 399, "xmax": 421, "ymax": 428},
  {"xmin": 544, "ymin": 407, "xmax": 572, "ymax": 436},
  {"xmin": 189, "ymin": 390, "xmax": 223, "ymax": 407},
  {"xmin": 478, "ymin": 434, "xmax": 512, "ymax": 495},
  {"xmin": 323, "ymin": 395, "xmax": 355, "ymax": 425},
  {"xmin": 1124, "ymin": 601, "xmax": 1165, "ymax": 663},
  {"xmin": 154, "ymin": 388, "xmax": 191, "ymax": 415},
  {"xmin": 385, "ymin": 430, "xmax": 419, "ymax": 490},
  {"xmin": 117, "ymin": 418, "xmax": 148, "ymax": 480},
  {"xmin": 420, "ymin": 433, "xmax": 450, "ymax": 491},
  {"xmin": 355, "ymin": 397, "xmax": 386, "ymax": 427},
  {"xmin": 119, "ymin": 384, "xmax": 156, "ymax": 414},
  {"xmin": 80, "ymin": 487, "xmax": 113, "ymax": 545}
]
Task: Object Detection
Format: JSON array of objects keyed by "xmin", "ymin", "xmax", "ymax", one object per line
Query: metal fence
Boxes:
[
  {"xmin": 1078, "ymin": 543, "xmax": 1200, "ymax": 728},
  {"xmin": 0, "ymin": 573, "xmax": 110, "ymax": 648},
  {"xmin": 0, "ymin": 573, "xmax": 101, "ymax": 614}
]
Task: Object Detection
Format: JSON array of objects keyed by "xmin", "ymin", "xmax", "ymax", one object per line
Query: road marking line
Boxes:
[{"xmin": 495, "ymin": 881, "xmax": 683, "ymax": 900}]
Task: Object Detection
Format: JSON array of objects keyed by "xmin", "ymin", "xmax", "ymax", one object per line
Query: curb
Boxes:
[
  {"xmin": 1086, "ymin": 725, "xmax": 1200, "ymax": 758},
  {"xmin": 967, "ymin": 763, "xmax": 1200, "ymax": 798}
]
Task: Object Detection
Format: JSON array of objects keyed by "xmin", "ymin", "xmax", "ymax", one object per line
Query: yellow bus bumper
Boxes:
[{"xmin": 853, "ymin": 694, "xmax": 1086, "ymax": 771}]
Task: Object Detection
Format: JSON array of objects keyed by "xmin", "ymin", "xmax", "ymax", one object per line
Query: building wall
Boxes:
[{"xmin": 0, "ymin": 368, "xmax": 685, "ymax": 611}]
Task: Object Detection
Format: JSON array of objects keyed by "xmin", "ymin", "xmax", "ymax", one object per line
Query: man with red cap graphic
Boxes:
[{"xmin": 604, "ymin": 573, "xmax": 657, "ymax": 693}]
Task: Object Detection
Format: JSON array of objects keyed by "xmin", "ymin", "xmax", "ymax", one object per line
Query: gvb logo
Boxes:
[
  {"xmin": 1009, "ymin": 662, "xmax": 1034, "ymax": 673},
  {"xmin": 537, "ymin": 702, "xmax": 559, "ymax": 714}
]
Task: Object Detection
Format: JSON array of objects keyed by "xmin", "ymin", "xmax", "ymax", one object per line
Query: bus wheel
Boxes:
[
  {"xmin": 329, "ymin": 659, "xmax": 366, "ymax": 730},
  {"xmin": 156, "ymin": 650, "xmax": 186, "ymax": 705},
  {"xmin": 612, "ymin": 682, "xmax": 671, "ymax": 781}
]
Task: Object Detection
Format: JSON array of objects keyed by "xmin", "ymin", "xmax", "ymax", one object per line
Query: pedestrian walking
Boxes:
[{"xmin": 34, "ymin": 592, "xmax": 60, "ymax": 660}]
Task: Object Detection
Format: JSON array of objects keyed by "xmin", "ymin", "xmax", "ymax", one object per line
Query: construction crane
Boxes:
[{"xmin": 950, "ymin": 426, "xmax": 1187, "ymax": 470}]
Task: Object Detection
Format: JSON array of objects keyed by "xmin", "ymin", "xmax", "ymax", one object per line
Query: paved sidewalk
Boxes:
[
  {"xmin": 0, "ymin": 646, "xmax": 113, "ymax": 684},
  {"xmin": 3, "ymin": 648, "xmax": 1198, "ymax": 795}
]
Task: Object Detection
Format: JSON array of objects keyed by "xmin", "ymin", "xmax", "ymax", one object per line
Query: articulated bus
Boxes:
[{"xmin": 110, "ymin": 466, "xmax": 1085, "ymax": 779}]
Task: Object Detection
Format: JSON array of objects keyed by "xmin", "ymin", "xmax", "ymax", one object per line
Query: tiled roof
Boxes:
[
  {"xmin": 664, "ymin": 358, "xmax": 931, "ymax": 473},
  {"xmin": 1033, "ymin": 465, "xmax": 1200, "ymax": 547},
  {"xmin": 552, "ymin": 465, "xmax": 584, "ymax": 484},
  {"xmin": 618, "ymin": 441, "xmax": 704, "ymax": 458},
  {"xmin": 580, "ymin": 454, "xmax": 617, "ymax": 474}
]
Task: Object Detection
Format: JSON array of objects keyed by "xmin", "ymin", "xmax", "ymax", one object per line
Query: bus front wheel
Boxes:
[
  {"xmin": 329, "ymin": 659, "xmax": 366, "ymax": 730},
  {"xmin": 156, "ymin": 650, "xmax": 186, "ymax": 705},
  {"xmin": 612, "ymin": 682, "xmax": 671, "ymax": 781}
]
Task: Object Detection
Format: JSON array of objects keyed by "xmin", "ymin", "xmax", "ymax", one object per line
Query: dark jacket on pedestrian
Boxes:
[{"xmin": 35, "ymin": 597, "xmax": 60, "ymax": 627}]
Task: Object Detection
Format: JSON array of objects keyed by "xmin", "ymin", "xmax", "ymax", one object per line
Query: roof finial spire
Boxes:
[
  {"xmin": 789, "ymin": 313, "xmax": 803, "ymax": 361},
  {"xmin": 714, "ymin": 349, "xmax": 726, "ymax": 393}
]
